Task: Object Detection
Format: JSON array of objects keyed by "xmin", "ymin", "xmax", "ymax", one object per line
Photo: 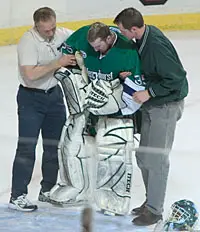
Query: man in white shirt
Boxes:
[{"xmin": 9, "ymin": 6, "xmax": 76, "ymax": 212}]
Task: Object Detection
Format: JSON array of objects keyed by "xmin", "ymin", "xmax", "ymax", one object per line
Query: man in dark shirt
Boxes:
[{"xmin": 114, "ymin": 7, "xmax": 188, "ymax": 226}]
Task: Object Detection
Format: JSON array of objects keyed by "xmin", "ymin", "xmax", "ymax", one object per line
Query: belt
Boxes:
[{"xmin": 20, "ymin": 84, "xmax": 57, "ymax": 94}]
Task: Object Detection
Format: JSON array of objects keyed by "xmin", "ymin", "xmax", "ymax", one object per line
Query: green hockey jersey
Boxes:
[
  {"xmin": 59, "ymin": 25, "xmax": 145, "ymax": 115},
  {"xmin": 60, "ymin": 26, "xmax": 141, "ymax": 82}
]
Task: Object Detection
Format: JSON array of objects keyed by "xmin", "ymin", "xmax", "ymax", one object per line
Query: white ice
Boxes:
[{"xmin": 0, "ymin": 30, "xmax": 200, "ymax": 231}]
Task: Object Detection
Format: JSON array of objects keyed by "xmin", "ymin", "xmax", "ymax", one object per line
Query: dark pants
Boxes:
[{"xmin": 11, "ymin": 85, "xmax": 66, "ymax": 198}]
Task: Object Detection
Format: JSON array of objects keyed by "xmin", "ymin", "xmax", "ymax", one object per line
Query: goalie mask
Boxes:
[{"xmin": 164, "ymin": 199, "xmax": 198, "ymax": 231}]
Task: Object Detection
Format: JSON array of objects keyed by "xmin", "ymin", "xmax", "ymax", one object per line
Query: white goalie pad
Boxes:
[
  {"xmin": 50, "ymin": 113, "xmax": 96, "ymax": 203},
  {"xmin": 94, "ymin": 116, "xmax": 134, "ymax": 215},
  {"xmin": 85, "ymin": 79, "xmax": 127, "ymax": 115},
  {"xmin": 54, "ymin": 67, "xmax": 88, "ymax": 114}
]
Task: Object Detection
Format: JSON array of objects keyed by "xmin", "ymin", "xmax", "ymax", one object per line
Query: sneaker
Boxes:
[
  {"xmin": 38, "ymin": 191, "xmax": 61, "ymax": 205},
  {"xmin": 8, "ymin": 194, "xmax": 38, "ymax": 212},
  {"xmin": 38, "ymin": 191, "xmax": 51, "ymax": 203},
  {"xmin": 131, "ymin": 200, "xmax": 147, "ymax": 215},
  {"xmin": 132, "ymin": 208, "xmax": 162, "ymax": 226}
]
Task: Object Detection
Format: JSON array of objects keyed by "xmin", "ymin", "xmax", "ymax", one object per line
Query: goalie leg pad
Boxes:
[
  {"xmin": 94, "ymin": 116, "xmax": 134, "ymax": 215},
  {"xmin": 50, "ymin": 113, "xmax": 96, "ymax": 203}
]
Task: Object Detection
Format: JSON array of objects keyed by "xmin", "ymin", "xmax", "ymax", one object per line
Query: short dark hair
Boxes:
[
  {"xmin": 113, "ymin": 7, "xmax": 144, "ymax": 30},
  {"xmin": 87, "ymin": 22, "xmax": 112, "ymax": 42},
  {"xmin": 33, "ymin": 7, "xmax": 56, "ymax": 24}
]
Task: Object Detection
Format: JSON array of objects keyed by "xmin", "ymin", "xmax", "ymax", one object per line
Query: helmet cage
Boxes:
[{"xmin": 170, "ymin": 203, "xmax": 191, "ymax": 224}]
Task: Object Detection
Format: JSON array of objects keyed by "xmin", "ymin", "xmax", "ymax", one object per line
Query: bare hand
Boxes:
[
  {"xmin": 58, "ymin": 54, "xmax": 77, "ymax": 67},
  {"xmin": 119, "ymin": 71, "xmax": 132, "ymax": 79},
  {"xmin": 133, "ymin": 90, "xmax": 150, "ymax": 104}
]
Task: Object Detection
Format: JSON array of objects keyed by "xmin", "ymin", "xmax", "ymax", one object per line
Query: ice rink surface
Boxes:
[{"xmin": 0, "ymin": 30, "xmax": 200, "ymax": 231}]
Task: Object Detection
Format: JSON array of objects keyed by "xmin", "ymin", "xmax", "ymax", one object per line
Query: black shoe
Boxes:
[
  {"xmin": 132, "ymin": 208, "xmax": 162, "ymax": 226},
  {"xmin": 131, "ymin": 200, "xmax": 147, "ymax": 215},
  {"xmin": 8, "ymin": 194, "xmax": 38, "ymax": 212}
]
